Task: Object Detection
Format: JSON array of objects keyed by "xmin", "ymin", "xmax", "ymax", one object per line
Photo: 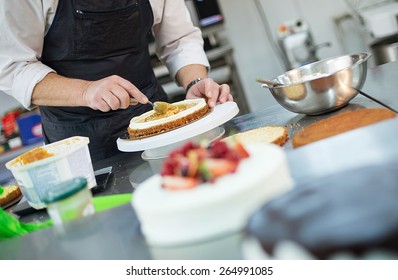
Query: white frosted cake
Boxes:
[
  {"xmin": 128, "ymin": 98, "xmax": 209, "ymax": 139},
  {"xmin": 132, "ymin": 141, "xmax": 294, "ymax": 246}
]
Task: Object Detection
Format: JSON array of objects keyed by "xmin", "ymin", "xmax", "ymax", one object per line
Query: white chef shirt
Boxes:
[{"xmin": 0, "ymin": 0, "xmax": 209, "ymax": 109}]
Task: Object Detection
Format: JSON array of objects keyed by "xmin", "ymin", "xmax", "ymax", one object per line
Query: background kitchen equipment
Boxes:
[
  {"xmin": 370, "ymin": 34, "xmax": 398, "ymax": 65},
  {"xmin": 345, "ymin": 0, "xmax": 398, "ymax": 65},
  {"xmin": 260, "ymin": 52, "xmax": 371, "ymax": 115},
  {"xmin": 276, "ymin": 18, "xmax": 331, "ymax": 70},
  {"xmin": 346, "ymin": 0, "xmax": 398, "ymax": 40}
]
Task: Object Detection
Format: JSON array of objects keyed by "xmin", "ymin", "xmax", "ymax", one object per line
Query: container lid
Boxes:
[{"xmin": 42, "ymin": 177, "xmax": 87, "ymax": 203}]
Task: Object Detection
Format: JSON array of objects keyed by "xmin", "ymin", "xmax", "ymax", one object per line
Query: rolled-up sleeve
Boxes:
[
  {"xmin": 150, "ymin": 0, "xmax": 210, "ymax": 84},
  {"xmin": 0, "ymin": 1, "xmax": 56, "ymax": 109}
]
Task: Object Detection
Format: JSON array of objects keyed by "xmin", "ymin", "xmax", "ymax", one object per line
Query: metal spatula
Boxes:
[{"xmin": 129, "ymin": 98, "xmax": 169, "ymax": 114}]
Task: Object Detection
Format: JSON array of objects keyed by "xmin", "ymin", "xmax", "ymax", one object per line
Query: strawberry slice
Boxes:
[
  {"xmin": 162, "ymin": 175, "xmax": 200, "ymax": 190},
  {"xmin": 234, "ymin": 142, "xmax": 250, "ymax": 158},
  {"xmin": 200, "ymin": 158, "xmax": 239, "ymax": 180}
]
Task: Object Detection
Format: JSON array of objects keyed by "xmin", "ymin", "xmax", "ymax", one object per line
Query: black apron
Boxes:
[{"xmin": 40, "ymin": 0, "xmax": 167, "ymax": 163}]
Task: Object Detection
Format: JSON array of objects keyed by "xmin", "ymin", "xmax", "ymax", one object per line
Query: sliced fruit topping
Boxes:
[
  {"xmin": 234, "ymin": 142, "xmax": 250, "ymax": 158},
  {"xmin": 200, "ymin": 158, "xmax": 239, "ymax": 181},
  {"xmin": 210, "ymin": 140, "xmax": 249, "ymax": 161},
  {"xmin": 161, "ymin": 139, "xmax": 250, "ymax": 190},
  {"xmin": 162, "ymin": 176, "xmax": 200, "ymax": 190}
]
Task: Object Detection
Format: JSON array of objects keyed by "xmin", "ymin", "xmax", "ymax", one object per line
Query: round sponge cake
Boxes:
[
  {"xmin": 128, "ymin": 98, "xmax": 209, "ymax": 139},
  {"xmin": 132, "ymin": 144, "xmax": 294, "ymax": 246},
  {"xmin": 292, "ymin": 108, "xmax": 396, "ymax": 148}
]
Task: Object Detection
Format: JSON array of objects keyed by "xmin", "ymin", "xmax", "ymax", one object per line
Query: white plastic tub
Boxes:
[{"xmin": 5, "ymin": 136, "xmax": 96, "ymax": 209}]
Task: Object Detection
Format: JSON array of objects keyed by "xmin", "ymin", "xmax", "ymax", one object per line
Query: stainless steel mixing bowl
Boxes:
[{"xmin": 261, "ymin": 53, "xmax": 371, "ymax": 115}]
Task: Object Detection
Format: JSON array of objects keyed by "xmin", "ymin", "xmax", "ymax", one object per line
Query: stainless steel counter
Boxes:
[{"xmin": 1, "ymin": 61, "xmax": 398, "ymax": 260}]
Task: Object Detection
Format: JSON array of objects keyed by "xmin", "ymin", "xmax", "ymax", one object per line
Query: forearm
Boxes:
[
  {"xmin": 31, "ymin": 73, "xmax": 89, "ymax": 107},
  {"xmin": 175, "ymin": 64, "xmax": 208, "ymax": 90},
  {"xmin": 32, "ymin": 73, "xmax": 148, "ymax": 112}
]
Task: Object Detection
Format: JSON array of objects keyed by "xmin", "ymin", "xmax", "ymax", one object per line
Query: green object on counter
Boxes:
[
  {"xmin": 93, "ymin": 193, "xmax": 132, "ymax": 212},
  {"xmin": 0, "ymin": 193, "xmax": 132, "ymax": 241},
  {"xmin": 0, "ymin": 207, "xmax": 52, "ymax": 240},
  {"xmin": 42, "ymin": 177, "xmax": 88, "ymax": 203}
]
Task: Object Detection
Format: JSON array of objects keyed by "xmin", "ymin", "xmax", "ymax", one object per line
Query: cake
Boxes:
[
  {"xmin": 223, "ymin": 126, "xmax": 289, "ymax": 146},
  {"xmin": 128, "ymin": 98, "xmax": 210, "ymax": 139},
  {"xmin": 293, "ymin": 108, "xmax": 396, "ymax": 148},
  {"xmin": 132, "ymin": 140, "xmax": 294, "ymax": 246},
  {"xmin": 0, "ymin": 185, "xmax": 22, "ymax": 208}
]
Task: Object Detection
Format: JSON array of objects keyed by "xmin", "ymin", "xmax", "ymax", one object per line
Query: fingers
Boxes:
[
  {"xmin": 203, "ymin": 79, "xmax": 219, "ymax": 108},
  {"xmin": 186, "ymin": 78, "xmax": 232, "ymax": 108},
  {"xmin": 109, "ymin": 85, "xmax": 130, "ymax": 109},
  {"xmin": 105, "ymin": 87, "xmax": 124, "ymax": 110},
  {"xmin": 84, "ymin": 75, "xmax": 149, "ymax": 112},
  {"xmin": 114, "ymin": 76, "xmax": 148, "ymax": 103},
  {"xmin": 219, "ymin": 84, "xmax": 233, "ymax": 103}
]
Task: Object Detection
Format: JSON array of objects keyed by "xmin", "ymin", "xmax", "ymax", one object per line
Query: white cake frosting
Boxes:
[
  {"xmin": 132, "ymin": 143, "xmax": 294, "ymax": 246},
  {"xmin": 129, "ymin": 98, "xmax": 208, "ymax": 130}
]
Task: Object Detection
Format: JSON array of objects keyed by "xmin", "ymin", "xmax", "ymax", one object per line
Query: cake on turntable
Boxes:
[
  {"xmin": 128, "ymin": 98, "xmax": 210, "ymax": 139},
  {"xmin": 117, "ymin": 101, "xmax": 240, "ymax": 153}
]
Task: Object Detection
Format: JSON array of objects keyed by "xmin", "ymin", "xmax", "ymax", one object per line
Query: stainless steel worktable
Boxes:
[{"xmin": 1, "ymin": 61, "xmax": 398, "ymax": 260}]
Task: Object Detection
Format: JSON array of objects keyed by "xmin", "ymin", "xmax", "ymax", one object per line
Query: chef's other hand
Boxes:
[
  {"xmin": 185, "ymin": 78, "xmax": 233, "ymax": 108},
  {"xmin": 83, "ymin": 75, "xmax": 149, "ymax": 112}
]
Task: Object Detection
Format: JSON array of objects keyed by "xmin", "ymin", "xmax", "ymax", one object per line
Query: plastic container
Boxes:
[
  {"xmin": 5, "ymin": 136, "xmax": 96, "ymax": 209},
  {"xmin": 141, "ymin": 126, "xmax": 225, "ymax": 173},
  {"xmin": 16, "ymin": 112, "xmax": 43, "ymax": 146},
  {"xmin": 43, "ymin": 177, "xmax": 95, "ymax": 225}
]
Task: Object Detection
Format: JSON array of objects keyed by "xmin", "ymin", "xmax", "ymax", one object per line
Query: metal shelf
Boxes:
[{"xmin": 151, "ymin": 43, "xmax": 250, "ymax": 114}]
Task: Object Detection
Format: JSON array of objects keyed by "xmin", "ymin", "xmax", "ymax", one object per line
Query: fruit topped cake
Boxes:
[
  {"xmin": 132, "ymin": 140, "xmax": 294, "ymax": 246},
  {"xmin": 128, "ymin": 98, "xmax": 210, "ymax": 139}
]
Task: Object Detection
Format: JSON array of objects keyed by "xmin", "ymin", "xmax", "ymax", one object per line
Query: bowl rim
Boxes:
[{"xmin": 271, "ymin": 52, "xmax": 371, "ymax": 88}]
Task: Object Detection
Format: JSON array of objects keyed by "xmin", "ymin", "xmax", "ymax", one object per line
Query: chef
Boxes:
[{"xmin": 0, "ymin": 0, "xmax": 233, "ymax": 163}]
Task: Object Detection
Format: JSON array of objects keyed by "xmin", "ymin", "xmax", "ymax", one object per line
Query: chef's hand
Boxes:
[
  {"xmin": 185, "ymin": 78, "xmax": 233, "ymax": 108},
  {"xmin": 83, "ymin": 75, "xmax": 149, "ymax": 112}
]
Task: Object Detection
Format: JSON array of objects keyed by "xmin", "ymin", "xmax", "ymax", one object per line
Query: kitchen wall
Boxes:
[{"xmin": 217, "ymin": 0, "xmax": 368, "ymax": 112}]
